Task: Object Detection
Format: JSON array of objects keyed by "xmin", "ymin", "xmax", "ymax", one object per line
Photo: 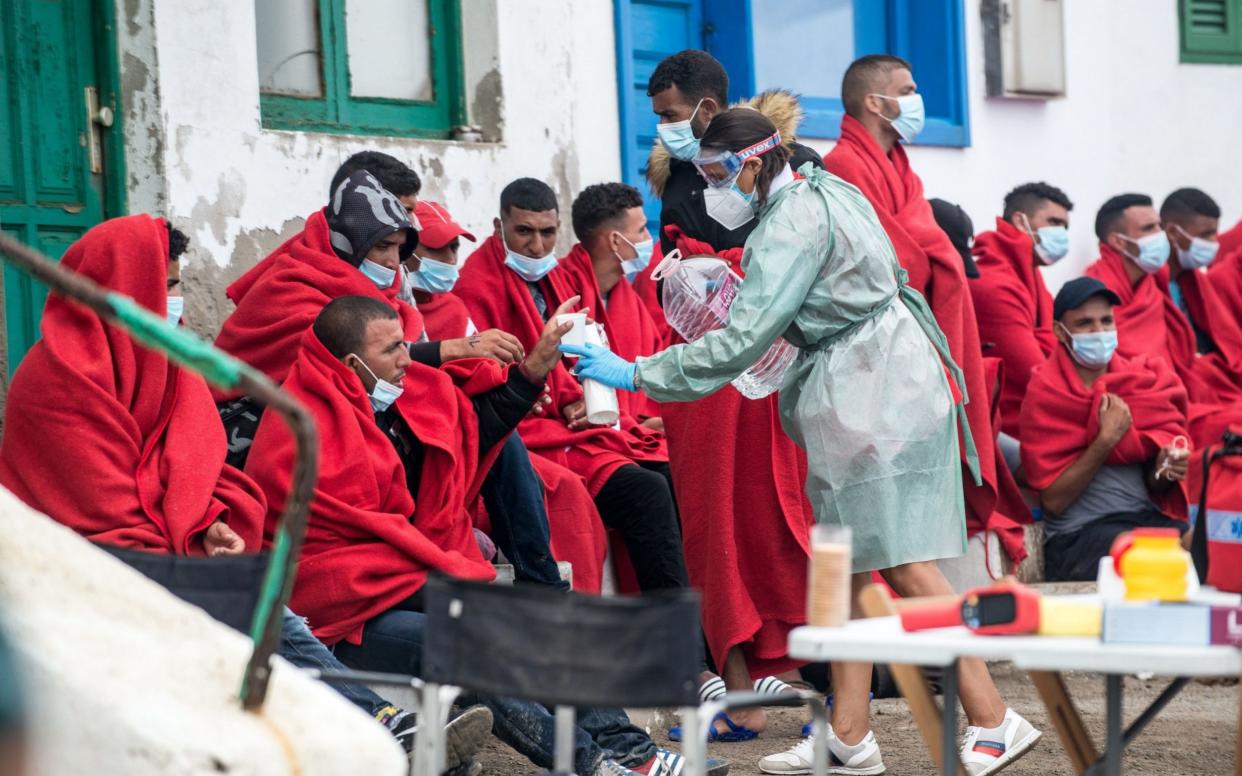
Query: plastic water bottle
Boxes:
[{"xmin": 651, "ymin": 250, "xmax": 795, "ymax": 399}]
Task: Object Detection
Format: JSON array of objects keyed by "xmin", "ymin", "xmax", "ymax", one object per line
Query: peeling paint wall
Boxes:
[
  {"xmin": 117, "ymin": 0, "xmax": 165, "ymax": 215},
  {"xmin": 140, "ymin": 0, "xmax": 620, "ymax": 339}
]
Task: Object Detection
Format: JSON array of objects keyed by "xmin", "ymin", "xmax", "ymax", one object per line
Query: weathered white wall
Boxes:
[
  {"xmin": 139, "ymin": 0, "xmax": 621, "ymax": 337},
  {"xmin": 803, "ymin": 0, "xmax": 1242, "ymax": 291}
]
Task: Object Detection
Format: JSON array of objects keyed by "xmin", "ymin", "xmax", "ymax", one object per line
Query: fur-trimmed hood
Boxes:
[{"xmin": 646, "ymin": 89, "xmax": 806, "ymax": 198}]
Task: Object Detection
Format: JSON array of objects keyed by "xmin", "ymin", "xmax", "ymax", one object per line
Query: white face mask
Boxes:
[
  {"xmin": 165, "ymin": 296, "xmax": 184, "ymax": 326},
  {"xmin": 1173, "ymin": 225, "xmax": 1220, "ymax": 270},
  {"xmin": 349, "ymin": 353, "xmax": 403, "ymax": 412},
  {"xmin": 360, "ymin": 258, "xmax": 397, "ymax": 289}
]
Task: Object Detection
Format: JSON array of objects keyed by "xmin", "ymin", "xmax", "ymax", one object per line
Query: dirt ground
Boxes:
[{"xmin": 475, "ymin": 663, "xmax": 1238, "ymax": 775}]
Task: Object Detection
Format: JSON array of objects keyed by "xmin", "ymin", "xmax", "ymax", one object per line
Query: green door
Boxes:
[{"xmin": 0, "ymin": 0, "xmax": 122, "ymax": 373}]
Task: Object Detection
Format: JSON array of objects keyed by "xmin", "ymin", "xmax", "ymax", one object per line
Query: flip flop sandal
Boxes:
[{"xmin": 668, "ymin": 711, "xmax": 760, "ymax": 743}]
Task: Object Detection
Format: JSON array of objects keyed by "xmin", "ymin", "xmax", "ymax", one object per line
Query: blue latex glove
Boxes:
[{"xmin": 559, "ymin": 343, "xmax": 637, "ymax": 391}]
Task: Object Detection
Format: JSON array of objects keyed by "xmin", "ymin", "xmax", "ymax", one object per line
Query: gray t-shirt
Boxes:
[{"xmin": 1044, "ymin": 464, "xmax": 1160, "ymax": 537}]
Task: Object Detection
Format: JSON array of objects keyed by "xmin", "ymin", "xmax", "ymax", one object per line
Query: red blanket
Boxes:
[
  {"xmin": 245, "ymin": 328, "xmax": 498, "ymax": 644},
  {"xmin": 1020, "ymin": 347, "xmax": 1190, "ymax": 520},
  {"xmin": 214, "ymin": 209, "xmax": 423, "ymax": 395},
  {"xmin": 0, "ymin": 215, "xmax": 266, "ymax": 554},
  {"xmin": 1209, "ymin": 246, "xmax": 1242, "ymax": 321},
  {"xmin": 825, "ymin": 115, "xmax": 1028, "ymax": 563},
  {"xmin": 416, "ymin": 291, "xmax": 474, "ymax": 340},
  {"xmin": 1086, "ymin": 245, "xmax": 1242, "ymax": 445},
  {"xmin": 455, "ymin": 235, "xmax": 640, "ymax": 494},
  {"xmin": 557, "ymin": 244, "xmax": 667, "ymax": 460},
  {"xmin": 652, "ymin": 226, "xmax": 815, "ymax": 677},
  {"xmin": 969, "ymin": 218, "xmax": 1057, "ymax": 438},
  {"xmin": 1175, "ymin": 267, "xmax": 1242, "ymax": 370},
  {"xmin": 1218, "ymin": 218, "xmax": 1242, "ymax": 259}
]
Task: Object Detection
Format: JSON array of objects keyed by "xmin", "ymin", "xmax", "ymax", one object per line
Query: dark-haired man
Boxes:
[
  {"xmin": 1086, "ymin": 193, "xmax": 1242, "ymax": 446},
  {"xmin": 1020, "ymin": 278, "xmax": 1190, "ymax": 581},
  {"xmin": 456, "ymin": 178, "xmax": 690, "ymax": 598},
  {"xmin": 245, "ymin": 296, "xmax": 717, "ymax": 776},
  {"xmin": 970, "ymin": 182, "xmax": 1074, "ymax": 440},
  {"xmin": 1159, "ymin": 188, "xmax": 1242, "ymax": 359},
  {"xmin": 646, "ymin": 49, "xmax": 823, "ymax": 254},
  {"xmin": 824, "ymin": 54, "xmax": 1030, "ymax": 582}
]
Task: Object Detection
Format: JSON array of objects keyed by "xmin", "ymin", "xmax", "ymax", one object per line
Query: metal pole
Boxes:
[
  {"xmin": 942, "ymin": 659, "xmax": 959, "ymax": 776},
  {"xmin": 554, "ymin": 705, "xmax": 576, "ymax": 773},
  {"xmin": 1105, "ymin": 674, "xmax": 1123, "ymax": 776}
]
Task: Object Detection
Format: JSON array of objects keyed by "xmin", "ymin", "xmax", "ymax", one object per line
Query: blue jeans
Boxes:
[
  {"xmin": 333, "ymin": 608, "xmax": 655, "ymax": 775},
  {"xmin": 480, "ymin": 434, "xmax": 569, "ymax": 590},
  {"xmin": 278, "ymin": 608, "xmax": 389, "ymax": 716}
]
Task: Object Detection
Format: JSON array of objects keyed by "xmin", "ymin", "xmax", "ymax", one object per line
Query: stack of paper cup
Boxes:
[
  {"xmin": 583, "ymin": 323, "xmax": 620, "ymax": 426},
  {"xmin": 557, "ymin": 312, "xmax": 588, "ymax": 348},
  {"xmin": 807, "ymin": 524, "xmax": 852, "ymax": 627}
]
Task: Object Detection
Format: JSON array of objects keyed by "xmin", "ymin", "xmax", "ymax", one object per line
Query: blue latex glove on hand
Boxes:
[{"xmin": 559, "ymin": 343, "xmax": 637, "ymax": 391}]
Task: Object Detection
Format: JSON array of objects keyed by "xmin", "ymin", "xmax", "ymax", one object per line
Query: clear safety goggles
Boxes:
[{"xmin": 692, "ymin": 130, "xmax": 782, "ymax": 188}]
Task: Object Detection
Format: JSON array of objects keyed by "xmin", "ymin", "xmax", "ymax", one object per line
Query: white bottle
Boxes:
[{"xmin": 581, "ymin": 323, "xmax": 620, "ymax": 425}]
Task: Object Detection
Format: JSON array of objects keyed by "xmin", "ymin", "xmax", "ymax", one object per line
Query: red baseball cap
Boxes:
[{"xmin": 413, "ymin": 200, "xmax": 476, "ymax": 250}]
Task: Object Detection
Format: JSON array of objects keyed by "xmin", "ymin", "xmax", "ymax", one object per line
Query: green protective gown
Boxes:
[{"xmin": 635, "ymin": 163, "xmax": 977, "ymax": 573}]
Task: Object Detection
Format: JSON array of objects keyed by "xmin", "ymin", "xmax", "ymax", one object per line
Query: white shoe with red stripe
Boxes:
[{"xmin": 960, "ymin": 709, "xmax": 1041, "ymax": 776}]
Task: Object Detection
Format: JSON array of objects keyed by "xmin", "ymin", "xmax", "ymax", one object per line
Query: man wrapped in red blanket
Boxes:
[
  {"xmin": 1085, "ymin": 193, "xmax": 1242, "ymax": 447},
  {"xmin": 456, "ymin": 178, "xmax": 690, "ymax": 598},
  {"xmin": 824, "ymin": 54, "xmax": 1030, "ymax": 571},
  {"xmin": 969, "ymin": 183, "xmax": 1074, "ymax": 439},
  {"xmin": 1021, "ymin": 278, "xmax": 1191, "ymax": 582}
]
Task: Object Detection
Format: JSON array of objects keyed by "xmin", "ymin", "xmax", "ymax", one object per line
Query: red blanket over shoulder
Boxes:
[
  {"xmin": 825, "ymin": 115, "xmax": 1028, "ymax": 563},
  {"xmin": 656, "ymin": 225, "xmax": 815, "ymax": 677},
  {"xmin": 455, "ymin": 235, "xmax": 640, "ymax": 494},
  {"xmin": 557, "ymin": 244, "xmax": 667, "ymax": 460},
  {"xmin": 1218, "ymin": 218, "xmax": 1242, "ymax": 259},
  {"xmin": 0, "ymin": 215, "xmax": 266, "ymax": 554},
  {"xmin": 1176, "ymin": 267, "xmax": 1242, "ymax": 371},
  {"xmin": 416, "ymin": 291, "xmax": 474, "ymax": 340},
  {"xmin": 1086, "ymin": 245, "xmax": 1242, "ymax": 445},
  {"xmin": 412, "ymin": 286, "xmax": 608, "ymax": 593},
  {"xmin": 213, "ymin": 209, "xmax": 423, "ymax": 395},
  {"xmin": 1209, "ymin": 246, "xmax": 1242, "ymax": 320},
  {"xmin": 1020, "ymin": 347, "xmax": 1190, "ymax": 521},
  {"xmin": 969, "ymin": 219, "xmax": 1056, "ymax": 438},
  {"xmin": 245, "ymin": 328, "xmax": 498, "ymax": 644}
]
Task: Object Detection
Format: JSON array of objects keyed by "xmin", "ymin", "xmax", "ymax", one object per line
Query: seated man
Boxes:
[
  {"xmin": 456, "ymin": 178, "xmax": 690, "ymax": 596},
  {"xmin": 1160, "ymin": 188, "xmax": 1242, "ymax": 359},
  {"xmin": 969, "ymin": 182, "xmax": 1073, "ymax": 441},
  {"xmin": 244, "ymin": 297, "xmax": 714, "ymax": 776},
  {"xmin": 0, "ymin": 215, "xmax": 487, "ymax": 765},
  {"xmin": 1086, "ymin": 193, "xmax": 1242, "ymax": 446},
  {"xmin": 399, "ymin": 199, "xmax": 479, "ymax": 339},
  {"xmin": 560, "ymin": 182, "xmax": 668, "ymax": 457},
  {"xmin": 1020, "ymin": 278, "xmax": 1191, "ymax": 581}
]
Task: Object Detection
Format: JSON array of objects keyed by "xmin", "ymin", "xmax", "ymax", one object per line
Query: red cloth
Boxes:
[
  {"xmin": 651, "ymin": 226, "xmax": 816, "ymax": 678},
  {"xmin": 1209, "ymin": 246, "xmax": 1242, "ymax": 321},
  {"xmin": 416, "ymin": 291, "xmax": 474, "ymax": 340},
  {"xmin": 1019, "ymin": 347, "xmax": 1190, "ymax": 521},
  {"xmin": 1176, "ymin": 267, "xmax": 1242, "ymax": 369},
  {"xmin": 0, "ymin": 215, "xmax": 266, "ymax": 554},
  {"xmin": 213, "ymin": 209, "xmax": 423, "ymax": 394},
  {"xmin": 557, "ymin": 244, "xmax": 667, "ymax": 460},
  {"xmin": 825, "ymin": 115, "xmax": 1029, "ymax": 563},
  {"xmin": 245, "ymin": 328, "xmax": 498, "ymax": 644},
  {"xmin": 455, "ymin": 235, "xmax": 641, "ymax": 495},
  {"xmin": 1086, "ymin": 245, "xmax": 1242, "ymax": 446},
  {"xmin": 969, "ymin": 218, "xmax": 1057, "ymax": 438},
  {"xmin": 1218, "ymin": 218, "xmax": 1242, "ymax": 259}
]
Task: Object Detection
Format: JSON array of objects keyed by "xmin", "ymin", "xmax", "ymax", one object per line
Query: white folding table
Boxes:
[{"xmin": 789, "ymin": 613, "xmax": 1242, "ymax": 775}]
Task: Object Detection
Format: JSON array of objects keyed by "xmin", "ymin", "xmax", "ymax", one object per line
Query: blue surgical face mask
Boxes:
[
  {"xmin": 350, "ymin": 353, "xmax": 404, "ymax": 413},
  {"xmin": 616, "ymin": 233, "xmax": 655, "ymax": 282},
  {"xmin": 656, "ymin": 99, "xmax": 704, "ymax": 162},
  {"xmin": 165, "ymin": 295, "xmax": 184, "ymax": 326},
  {"xmin": 1060, "ymin": 325, "xmax": 1118, "ymax": 369},
  {"xmin": 410, "ymin": 255, "xmax": 460, "ymax": 294},
  {"xmin": 502, "ymin": 235, "xmax": 558, "ymax": 282},
  {"xmin": 872, "ymin": 93, "xmax": 925, "ymax": 143},
  {"xmin": 1034, "ymin": 226, "xmax": 1070, "ymax": 264},
  {"xmin": 1122, "ymin": 232, "xmax": 1171, "ymax": 273},
  {"xmin": 360, "ymin": 258, "xmax": 397, "ymax": 289},
  {"xmin": 1173, "ymin": 226, "xmax": 1219, "ymax": 270}
]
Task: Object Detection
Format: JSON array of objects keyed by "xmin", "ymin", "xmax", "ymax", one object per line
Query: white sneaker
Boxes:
[
  {"xmin": 960, "ymin": 709, "xmax": 1041, "ymax": 776},
  {"xmin": 758, "ymin": 729, "xmax": 885, "ymax": 775}
]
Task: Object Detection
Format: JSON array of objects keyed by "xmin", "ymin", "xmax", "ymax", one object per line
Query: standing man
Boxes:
[
  {"xmin": 824, "ymin": 54, "xmax": 1029, "ymax": 567},
  {"xmin": 970, "ymin": 182, "xmax": 1074, "ymax": 440}
]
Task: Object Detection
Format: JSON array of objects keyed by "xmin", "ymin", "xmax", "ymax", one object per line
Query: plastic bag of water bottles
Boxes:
[{"xmin": 651, "ymin": 249, "xmax": 795, "ymax": 399}]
